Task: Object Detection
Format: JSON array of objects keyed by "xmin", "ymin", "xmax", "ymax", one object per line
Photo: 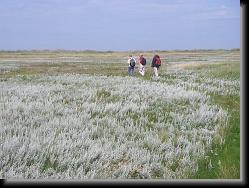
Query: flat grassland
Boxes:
[{"xmin": 0, "ymin": 50, "xmax": 240, "ymax": 179}]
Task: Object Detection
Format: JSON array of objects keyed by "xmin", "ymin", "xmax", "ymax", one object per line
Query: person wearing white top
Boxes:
[{"xmin": 138, "ymin": 54, "xmax": 146, "ymax": 76}]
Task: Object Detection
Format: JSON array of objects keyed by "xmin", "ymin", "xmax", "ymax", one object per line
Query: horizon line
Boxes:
[{"xmin": 0, "ymin": 48, "xmax": 240, "ymax": 53}]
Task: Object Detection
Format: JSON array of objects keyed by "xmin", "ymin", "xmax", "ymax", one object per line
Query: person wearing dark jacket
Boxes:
[
  {"xmin": 127, "ymin": 55, "xmax": 136, "ymax": 76},
  {"xmin": 151, "ymin": 54, "xmax": 161, "ymax": 77}
]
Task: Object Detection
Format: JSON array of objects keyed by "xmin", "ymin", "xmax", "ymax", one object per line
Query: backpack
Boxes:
[
  {"xmin": 155, "ymin": 56, "xmax": 161, "ymax": 66},
  {"xmin": 130, "ymin": 58, "xmax": 136, "ymax": 67},
  {"xmin": 141, "ymin": 57, "xmax": 146, "ymax": 65}
]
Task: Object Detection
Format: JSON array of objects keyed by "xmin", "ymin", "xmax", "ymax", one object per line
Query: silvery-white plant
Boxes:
[
  {"xmin": 160, "ymin": 69, "xmax": 240, "ymax": 96},
  {"xmin": 0, "ymin": 73, "xmax": 230, "ymax": 179}
]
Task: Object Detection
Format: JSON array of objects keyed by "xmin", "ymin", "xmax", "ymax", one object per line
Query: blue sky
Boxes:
[{"xmin": 0, "ymin": 0, "xmax": 240, "ymax": 51}]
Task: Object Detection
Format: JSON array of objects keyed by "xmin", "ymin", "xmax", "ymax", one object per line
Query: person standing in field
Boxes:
[
  {"xmin": 151, "ymin": 54, "xmax": 162, "ymax": 77},
  {"xmin": 138, "ymin": 54, "xmax": 146, "ymax": 76},
  {"xmin": 127, "ymin": 55, "xmax": 136, "ymax": 76}
]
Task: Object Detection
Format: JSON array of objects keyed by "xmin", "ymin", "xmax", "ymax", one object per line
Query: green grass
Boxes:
[
  {"xmin": 191, "ymin": 94, "xmax": 240, "ymax": 179},
  {"xmin": 183, "ymin": 61, "xmax": 240, "ymax": 80},
  {"xmin": 188, "ymin": 61, "xmax": 240, "ymax": 179}
]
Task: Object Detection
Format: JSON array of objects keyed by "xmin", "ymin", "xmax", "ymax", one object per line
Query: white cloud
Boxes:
[{"xmin": 181, "ymin": 4, "xmax": 239, "ymax": 21}]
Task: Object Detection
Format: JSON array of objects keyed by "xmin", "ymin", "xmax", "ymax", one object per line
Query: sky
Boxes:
[{"xmin": 0, "ymin": 0, "xmax": 240, "ymax": 51}]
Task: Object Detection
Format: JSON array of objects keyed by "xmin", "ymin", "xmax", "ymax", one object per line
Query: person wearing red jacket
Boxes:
[{"xmin": 151, "ymin": 54, "xmax": 161, "ymax": 77}]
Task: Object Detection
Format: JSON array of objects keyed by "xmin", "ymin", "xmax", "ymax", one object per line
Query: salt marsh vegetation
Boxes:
[{"xmin": 0, "ymin": 50, "xmax": 240, "ymax": 179}]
